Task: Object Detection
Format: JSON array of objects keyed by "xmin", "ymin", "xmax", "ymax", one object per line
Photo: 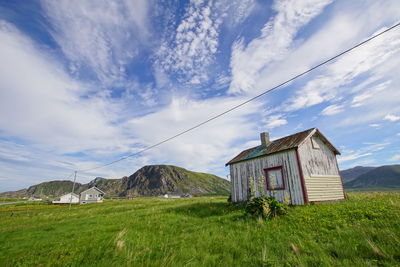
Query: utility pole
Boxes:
[{"xmin": 69, "ymin": 171, "xmax": 77, "ymax": 210}]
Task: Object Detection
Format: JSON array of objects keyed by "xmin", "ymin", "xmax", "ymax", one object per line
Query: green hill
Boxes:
[
  {"xmin": 340, "ymin": 166, "xmax": 376, "ymax": 183},
  {"xmin": 0, "ymin": 165, "xmax": 230, "ymax": 198},
  {"xmin": 344, "ymin": 164, "xmax": 400, "ymax": 189},
  {"xmin": 123, "ymin": 165, "xmax": 230, "ymax": 196}
]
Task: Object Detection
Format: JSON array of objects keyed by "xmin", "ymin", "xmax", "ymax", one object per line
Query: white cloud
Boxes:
[
  {"xmin": 321, "ymin": 104, "xmax": 344, "ymax": 116},
  {"xmin": 0, "ymin": 21, "xmax": 136, "ymax": 154},
  {"xmin": 390, "ymin": 154, "xmax": 400, "ymax": 162},
  {"xmin": 384, "ymin": 114, "xmax": 400, "ymax": 122},
  {"xmin": 222, "ymin": 0, "xmax": 256, "ymax": 27},
  {"xmin": 41, "ymin": 0, "xmax": 149, "ymax": 86},
  {"xmin": 369, "ymin": 124, "xmax": 381, "ymax": 128},
  {"xmin": 283, "ymin": 25, "xmax": 400, "ymax": 112},
  {"xmin": 338, "ymin": 153, "xmax": 372, "ymax": 163},
  {"xmin": 229, "ymin": 0, "xmax": 333, "ymax": 94},
  {"xmin": 338, "ymin": 141, "xmax": 390, "ymax": 165},
  {"xmin": 351, "ymin": 80, "xmax": 390, "ymax": 107},
  {"xmin": 124, "ymin": 95, "xmax": 263, "ymax": 173},
  {"xmin": 264, "ymin": 114, "xmax": 288, "ymax": 129},
  {"xmin": 157, "ymin": 0, "xmax": 222, "ymax": 84}
]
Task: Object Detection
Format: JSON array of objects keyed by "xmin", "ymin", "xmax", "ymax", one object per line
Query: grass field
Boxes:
[
  {"xmin": 0, "ymin": 198, "xmax": 26, "ymax": 203},
  {"xmin": 0, "ymin": 192, "xmax": 399, "ymax": 266}
]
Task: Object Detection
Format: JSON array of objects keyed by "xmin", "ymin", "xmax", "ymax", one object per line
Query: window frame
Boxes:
[
  {"xmin": 264, "ymin": 166, "xmax": 285, "ymax": 190},
  {"xmin": 311, "ymin": 137, "xmax": 320, "ymax": 149}
]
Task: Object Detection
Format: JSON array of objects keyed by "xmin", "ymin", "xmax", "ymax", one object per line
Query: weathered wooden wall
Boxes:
[
  {"xmin": 230, "ymin": 150, "xmax": 304, "ymax": 205},
  {"xmin": 297, "ymin": 134, "xmax": 344, "ymax": 202}
]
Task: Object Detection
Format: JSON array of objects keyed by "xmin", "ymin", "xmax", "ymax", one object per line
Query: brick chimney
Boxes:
[{"xmin": 260, "ymin": 132, "xmax": 270, "ymax": 147}]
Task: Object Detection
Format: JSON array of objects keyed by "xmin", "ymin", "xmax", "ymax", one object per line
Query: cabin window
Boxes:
[
  {"xmin": 264, "ymin": 166, "xmax": 285, "ymax": 190},
  {"xmin": 311, "ymin": 137, "xmax": 320, "ymax": 149}
]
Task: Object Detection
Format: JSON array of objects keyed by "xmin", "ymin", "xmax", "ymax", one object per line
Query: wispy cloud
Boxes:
[
  {"xmin": 390, "ymin": 154, "xmax": 400, "ymax": 162},
  {"xmin": 351, "ymin": 81, "xmax": 390, "ymax": 107},
  {"xmin": 283, "ymin": 26, "xmax": 400, "ymax": 112},
  {"xmin": 41, "ymin": 0, "xmax": 149, "ymax": 86},
  {"xmin": 369, "ymin": 124, "xmax": 381, "ymax": 129},
  {"xmin": 321, "ymin": 104, "xmax": 344, "ymax": 116},
  {"xmin": 338, "ymin": 152, "xmax": 372, "ymax": 163},
  {"xmin": 0, "ymin": 20, "xmax": 133, "ymax": 154},
  {"xmin": 384, "ymin": 114, "xmax": 400, "ymax": 122},
  {"xmin": 124, "ymin": 95, "xmax": 263, "ymax": 173},
  {"xmin": 229, "ymin": 0, "xmax": 333, "ymax": 94},
  {"xmin": 157, "ymin": 0, "xmax": 222, "ymax": 85},
  {"xmin": 265, "ymin": 114, "xmax": 288, "ymax": 129},
  {"xmin": 338, "ymin": 142, "xmax": 390, "ymax": 164}
]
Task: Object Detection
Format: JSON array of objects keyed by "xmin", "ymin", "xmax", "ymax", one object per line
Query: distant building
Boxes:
[
  {"xmin": 226, "ymin": 128, "xmax": 345, "ymax": 205},
  {"xmin": 28, "ymin": 197, "xmax": 42, "ymax": 201},
  {"xmin": 80, "ymin": 187, "xmax": 105, "ymax": 204},
  {"xmin": 159, "ymin": 194, "xmax": 181, "ymax": 199},
  {"xmin": 52, "ymin": 193, "xmax": 79, "ymax": 204}
]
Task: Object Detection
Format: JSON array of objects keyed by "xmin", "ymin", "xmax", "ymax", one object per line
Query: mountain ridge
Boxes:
[
  {"xmin": 344, "ymin": 164, "xmax": 400, "ymax": 189},
  {"xmin": 0, "ymin": 165, "xmax": 230, "ymax": 198},
  {"xmin": 340, "ymin": 166, "xmax": 377, "ymax": 183}
]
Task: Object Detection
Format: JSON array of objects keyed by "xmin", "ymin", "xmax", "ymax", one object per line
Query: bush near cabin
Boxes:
[{"xmin": 245, "ymin": 195, "xmax": 288, "ymax": 219}]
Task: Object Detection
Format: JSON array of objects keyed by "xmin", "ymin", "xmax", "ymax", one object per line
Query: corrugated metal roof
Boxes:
[{"xmin": 226, "ymin": 128, "xmax": 339, "ymax": 165}]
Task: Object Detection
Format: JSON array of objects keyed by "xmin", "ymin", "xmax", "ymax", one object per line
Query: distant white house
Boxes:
[
  {"xmin": 80, "ymin": 187, "xmax": 105, "ymax": 204},
  {"xmin": 159, "ymin": 194, "xmax": 181, "ymax": 199},
  {"xmin": 28, "ymin": 197, "xmax": 42, "ymax": 201},
  {"xmin": 52, "ymin": 193, "xmax": 79, "ymax": 204}
]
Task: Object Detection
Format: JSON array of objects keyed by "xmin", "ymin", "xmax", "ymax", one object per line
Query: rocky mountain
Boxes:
[
  {"xmin": 123, "ymin": 165, "xmax": 230, "ymax": 196},
  {"xmin": 0, "ymin": 165, "xmax": 230, "ymax": 198},
  {"xmin": 340, "ymin": 166, "xmax": 376, "ymax": 183},
  {"xmin": 343, "ymin": 164, "xmax": 400, "ymax": 189}
]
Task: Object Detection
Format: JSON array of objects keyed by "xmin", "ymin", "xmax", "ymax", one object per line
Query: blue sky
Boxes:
[{"xmin": 0, "ymin": 0, "xmax": 399, "ymax": 191}]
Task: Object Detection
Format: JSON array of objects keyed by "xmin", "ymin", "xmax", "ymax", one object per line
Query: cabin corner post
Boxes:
[
  {"xmin": 295, "ymin": 148, "xmax": 309, "ymax": 204},
  {"xmin": 334, "ymin": 156, "xmax": 346, "ymax": 200},
  {"xmin": 229, "ymin": 164, "xmax": 236, "ymax": 202}
]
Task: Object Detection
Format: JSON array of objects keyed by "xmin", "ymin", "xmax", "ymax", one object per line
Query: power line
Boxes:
[
  {"xmin": 78, "ymin": 21, "xmax": 400, "ymax": 173},
  {"xmin": 65, "ymin": 172, "xmax": 75, "ymax": 180}
]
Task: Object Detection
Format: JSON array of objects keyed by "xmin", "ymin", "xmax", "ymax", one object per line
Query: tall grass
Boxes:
[{"xmin": 0, "ymin": 192, "xmax": 399, "ymax": 266}]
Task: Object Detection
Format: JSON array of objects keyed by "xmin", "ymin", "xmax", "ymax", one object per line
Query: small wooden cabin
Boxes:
[
  {"xmin": 226, "ymin": 128, "xmax": 345, "ymax": 205},
  {"xmin": 80, "ymin": 187, "xmax": 105, "ymax": 204}
]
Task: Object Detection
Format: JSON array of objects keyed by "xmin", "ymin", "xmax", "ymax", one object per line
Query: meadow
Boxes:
[{"xmin": 0, "ymin": 192, "xmax": 399, "ymax": 266}]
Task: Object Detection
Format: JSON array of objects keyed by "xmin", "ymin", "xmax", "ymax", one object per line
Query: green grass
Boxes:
[
  {"xmin": 0, "ymin": 198, "xmax": 26, "ymax": 203},
  {"xmin": 0, "ymin": 193, "xmax": 399, "ymax": 266}
]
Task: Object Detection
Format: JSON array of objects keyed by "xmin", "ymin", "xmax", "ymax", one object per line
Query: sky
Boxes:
[{"xmin": 0, "ymin": 0, "xmax": 399, "ymax": 192}]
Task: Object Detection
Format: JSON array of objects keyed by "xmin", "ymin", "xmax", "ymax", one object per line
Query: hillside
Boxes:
[
  {"xmin": 0, "ymin": 165, "xmax": 230, "ymax": 198},
  {"xmin": 0, "ymin": 181, "xmax": 84, "ymax": 198},
  {"xmin": 123, "ymin": 165, "xmax": 230, "ymax": 196},
  {"xmin": 340, "ymin": 166, "xmax": 376, "ymax": 183},
  {"xmin": 344, "ymin": 164, "xmax": 400, "ymax": 189}
]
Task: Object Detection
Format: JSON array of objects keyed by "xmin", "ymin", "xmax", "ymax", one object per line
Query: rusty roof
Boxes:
[{"xmin": 226, "ymin": 128, "xmax": 340, "ymax": 166}]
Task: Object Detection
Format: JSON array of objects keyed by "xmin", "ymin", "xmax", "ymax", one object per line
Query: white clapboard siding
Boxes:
[
  {"xmin": 298, "ymin": 134, "xmax": 345, "ymax": 202},
  {"xmin": 230, "ymin": 150, "xmax": 304, "ymax": 205},
  {"xmin": 305, "ymin": 175, "xmax": 344, "ymax": 201}
]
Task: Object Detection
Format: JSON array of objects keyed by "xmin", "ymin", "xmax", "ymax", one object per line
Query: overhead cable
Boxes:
[{"xmin": 78, "ymin": 21, "xmax": 400, "ymax": 173}]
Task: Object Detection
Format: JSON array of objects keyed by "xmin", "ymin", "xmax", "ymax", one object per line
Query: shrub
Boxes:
[
  {"xmin": 245, "ymin": 196, "xmax": 288, "ymax": 219},
  {"xmin": 227, "ymin": 194, "xmax": 232, "ymax": 203}
]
